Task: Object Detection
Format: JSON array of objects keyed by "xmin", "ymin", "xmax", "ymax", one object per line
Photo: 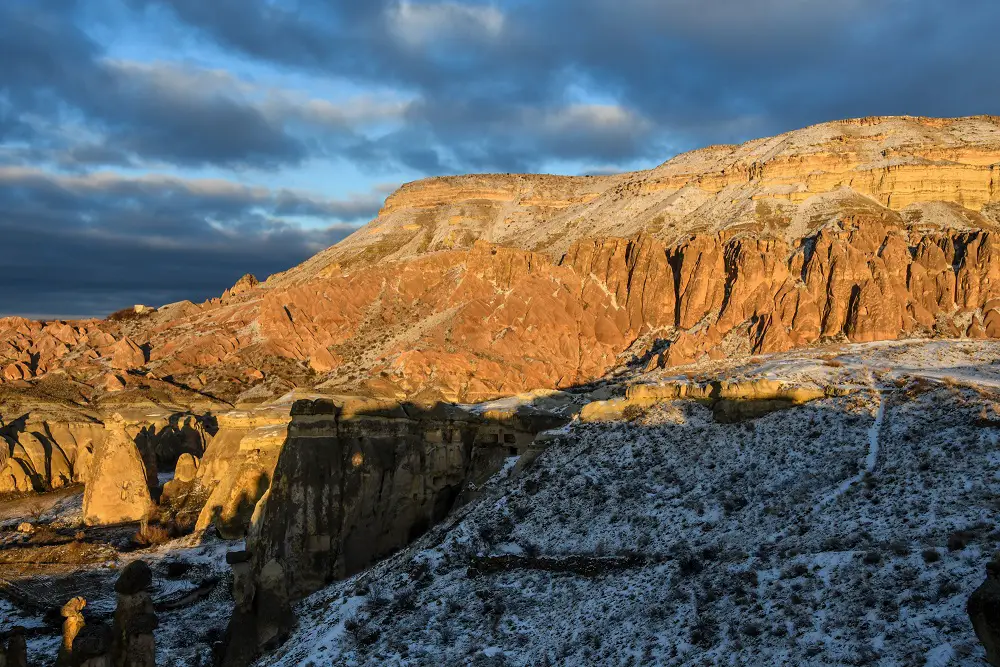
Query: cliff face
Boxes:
[
  {"xmin": 3, "ymin": 115, "xmax": 1000, "ymax": 406},
  {"xmin": 245, "ymin": 397, "xmax": 560, "ymax": 598}
]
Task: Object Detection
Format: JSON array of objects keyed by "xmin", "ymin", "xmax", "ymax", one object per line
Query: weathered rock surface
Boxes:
[
  {"xmin": 969, "ymin": 561, "xmax": 1000, "ymax": 665},
  {"xmin": 248, "ymin": 397, "xmax": 563, "ymax": 595},
  {"xmin": 111, "ymin": 561, "xmax": 157, "ymax": 667},
  {"xmin": 82, "ymin": 416, "xmax": 155, "ymax": 526},
  {"xmin": 57, "ymin": 597, "xmax": 87, "ymax": 667},
  {"xmin": 218, "ymin": 396, "xmax": 565, "ymax": 664},
  {"xmin": 2, "ymin": 116, "xmax": 1000, "ymax": 407}
]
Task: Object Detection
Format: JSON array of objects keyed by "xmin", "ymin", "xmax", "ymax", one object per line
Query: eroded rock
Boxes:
[
  {"xmin": 969, "ymin": 561, "xmax": 1000, "ymax": 666},
  {"xmin": 82, "ymin": 416, "xmax": 154, "ymax": 526}
]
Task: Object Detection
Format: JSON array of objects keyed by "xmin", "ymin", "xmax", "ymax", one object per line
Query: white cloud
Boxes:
[
  {"xmin": 103, "ymin": 59, "xmax": 412, "ymax": 131},
  {"xmin": 535, "ymin": 104, "xmax": 653, "ymax": 136},
  {"xmin": 386, "ymin": 1, "xmax": 505, "ymax": 47}
]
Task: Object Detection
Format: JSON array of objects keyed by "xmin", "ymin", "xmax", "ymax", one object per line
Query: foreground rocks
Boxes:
[
  {"xmin": 969, "ymin": 561, "xmax": 1000, "ymax": 665},
  {"xmin": 217, "ymin": 396, "xmax": 567, "ymax": 664}
]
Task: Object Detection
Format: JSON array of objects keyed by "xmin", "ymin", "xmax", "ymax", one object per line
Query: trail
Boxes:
[{"xmin": 813, "ymin": 388, "xmax": 886, "ymax": 512}]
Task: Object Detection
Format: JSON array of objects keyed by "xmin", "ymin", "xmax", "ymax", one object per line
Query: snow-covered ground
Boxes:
[{"xmin": 263, "ymin": 340, "xmax": 1000, "ymax": 666}]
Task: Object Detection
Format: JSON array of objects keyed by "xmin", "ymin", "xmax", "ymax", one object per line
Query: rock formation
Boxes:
[
  {"xmin": 216, "ymin": 396, "xmax": 566, "ymax": 664},
  {"xmin": 1, "ymin": 626, "xmax": 27, "ymax": 667},
  {"xmin": 111, "ymin": 561, "xmax": 157, "ymax": 667},
  {"xmin": 57, "ymin": 597, "xmax": 87, "ymax": 667},
  {"xmin": 188, "ymin": 404, "xmax": 290, "ymax": 538},
  {"xmin": 82, "ymin": 416, "xmax": 155, "ymax": 526},
  {"xmin": 71, "ymin": 623, "xmax": 114, "ymax": 667},
  {"xmin": 248, "ymin": 398, "xmax": 509, "ymax": 594},
  {"xmin": 2, "ymin": 116, "xmax": 1000, "ymax": 409},
  {"xmin": 969, "ymin": 561, "xmax": 1000, "ymax": 665}
]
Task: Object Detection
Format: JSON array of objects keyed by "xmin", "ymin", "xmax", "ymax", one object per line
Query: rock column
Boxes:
[
  {"xmin": 57, "ymin": 597, "xmax": 87, "ymax": 667},
  {"xmin": 3, "ymin": 626, "xmax": 27, "ymax": 667},
  {"xmin": 969, "ymin": 561, "xmax": 1000, "ymax": 666},
  {"xmin": 220, "ymin": 552, "xmax": 293, "ymax": 667},
  {"xmin": 111, "ymin": 561, "xmax": 157, "ymax": 667}
]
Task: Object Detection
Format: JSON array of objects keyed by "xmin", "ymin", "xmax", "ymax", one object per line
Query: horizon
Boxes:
[{"xmin": 3, "ymin": 0, "xmax": 1000, "ymax": 318}]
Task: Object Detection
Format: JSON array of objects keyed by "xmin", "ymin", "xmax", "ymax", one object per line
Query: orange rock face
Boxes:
[{"xmin": 4, "ymin": 116, "xmax": 1000, "ymax": 403}]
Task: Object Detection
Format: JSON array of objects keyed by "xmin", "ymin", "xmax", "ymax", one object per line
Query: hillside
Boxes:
[{"xmin": 261, "ymin": 340, "xmax": 1000, "ymax": 666}]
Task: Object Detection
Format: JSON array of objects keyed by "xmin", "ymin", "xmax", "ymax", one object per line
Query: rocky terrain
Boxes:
[
  {"xmin": 4, "ymin": 115, "xmax": 1000, "ymax": 407},
  {"xmin": 260, "ymin": 340, "xmax": 1000, "ymax": 666},
  {"xmin": 5, "ymin": 115, "xmax": 1000, "ymax": 665}
]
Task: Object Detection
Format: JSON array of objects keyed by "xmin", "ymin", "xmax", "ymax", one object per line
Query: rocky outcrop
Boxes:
[
  {"xmin": 969, "ymin": 561, "xmax": 1000, "ymax": 666},
  {"xmin": 4, "ymin": 115, "xmax": 1000, "ymax": 406},
  {"xmin": 82, "ymin": 416, "xmax": 155, "ymax": 526},
  {"xmin": 217, "ymin": 396, "xmax": 567, "ymax": 663},
  {"xmin": 247, "ymin": 398, "xmax": 491, "ymax": 595},
  {"xmin": 57, "ymin": 597, "xmax": 87, "ymax": 667},
  {"xmin": 188, "ymin": 405, "xmax": 291, "ymax": 538},
  {"xmin": 0, "ymin": 408, "xmax": 213, "ymax": 498},
  {"xmin": 580, "ymin": 378, "xmax": 831, "ymax": 423}
]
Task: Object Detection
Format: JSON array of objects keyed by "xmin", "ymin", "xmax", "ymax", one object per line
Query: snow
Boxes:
[{"xmin": 263, "ymin": 340, "xmax": 1000, "ymax": 666}]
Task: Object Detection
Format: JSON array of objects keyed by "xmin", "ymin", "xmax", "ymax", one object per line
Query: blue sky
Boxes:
[{"xmin": 2, "ymin": 0, "xmax": 999, "ymax": 317}]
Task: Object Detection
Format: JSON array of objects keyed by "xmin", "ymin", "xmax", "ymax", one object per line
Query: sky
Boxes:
[{"xmin": 2, "ymin": 0, "xmax": 999, "ymax": 318}]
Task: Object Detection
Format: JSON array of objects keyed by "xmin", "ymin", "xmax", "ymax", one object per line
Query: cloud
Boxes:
[
  {"xmin": 0, "ymin": 168, "xmax": 389, "ymax": 316},
  {"xmin": 129, "ymin": 0, "xmax": 1000, "ymax": 161},
  {"xmin": 5, "ymin": 0, "xmax": 1000, "ymax": 316},
  {"xmin": 386, "ymin": 1, "xmax": 505, "ymax": 48}
]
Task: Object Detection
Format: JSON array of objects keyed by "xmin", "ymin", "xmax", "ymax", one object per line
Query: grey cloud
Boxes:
[
  {"xmin": 132, "ymin": 0, "xmax": 1000, "ymax": 165},
  {"xmin": 0, "ymin": 169, "xmax": 386, "ymax": 316}
]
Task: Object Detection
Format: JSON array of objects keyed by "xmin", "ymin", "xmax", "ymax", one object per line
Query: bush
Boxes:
[
  {"xmin": 133, "ymin": 522, "xmax": 172, "ymax": 547},
  {"xmin": 921, "ymin": 549, "xmax": 941, "ymax": 564}
]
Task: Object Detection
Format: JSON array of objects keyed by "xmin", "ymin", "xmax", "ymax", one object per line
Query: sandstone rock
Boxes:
[
  {"xmin": 82, "ymin": 416, "xmax": 155, "ymax": 526},
  {"xmin": 111, "ymin": 561, "xmax": 157, "ymax": 667},
  {"xmin": 109, "ymin": 337, "xmax": 146, "ymax": 371},
  {"xmin": 57, "ymin": 597, "xmax": 87, "ymax": 667},
  {"xmin": 115, "ymin": 561, "xmax": 153, "ymax": 595},
  {"xmin": 6, "ymin": 116, "xmax": 1000, "ymax": 408},
  {"xmin": 102, "ymin": 374, "xmax": 126, "ymax": 393},
  {"xmin": 223, "ymin": 274, "xmax": 259, "ymax": 300},
  {"xmin": 173, "ymin": 453, "xmax": 199, "ymax": 483},
  {"xmin": 969, "ymin": 561, "xmax": 1000, "ymax": 665}
]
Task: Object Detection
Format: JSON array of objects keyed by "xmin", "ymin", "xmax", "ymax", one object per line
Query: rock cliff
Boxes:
[{"xmin": 3, "ymin": 115, "xmax": 1000, "ymax": 407}]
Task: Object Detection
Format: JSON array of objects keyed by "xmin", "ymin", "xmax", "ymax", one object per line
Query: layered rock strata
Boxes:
[{"xmin": 3, "ymin": 116, "xmax": 1000, "ymax": 406}]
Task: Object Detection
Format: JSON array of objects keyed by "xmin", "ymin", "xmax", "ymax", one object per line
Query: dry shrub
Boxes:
[
  {"xmin": 133, "ymin": 522, "xmax": 172, "ymax": 547},
  {"xmin": 822, "ymin": 359, "xmax": 844, "ymax": 368},
  {"xmin": 106, "ymin": 307, "xmax": 150, "ymax": 323}
]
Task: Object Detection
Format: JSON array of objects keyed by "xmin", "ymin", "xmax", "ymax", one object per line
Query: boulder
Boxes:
[{"xmin": 109, "ymin": 337, "xmax": 146, "ymax": 371}]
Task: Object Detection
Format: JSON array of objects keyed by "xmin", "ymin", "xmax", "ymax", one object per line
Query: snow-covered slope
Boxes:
[{"xmin": 262, "ymin": 341, "xmax": 1000, "ymax": 666}]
